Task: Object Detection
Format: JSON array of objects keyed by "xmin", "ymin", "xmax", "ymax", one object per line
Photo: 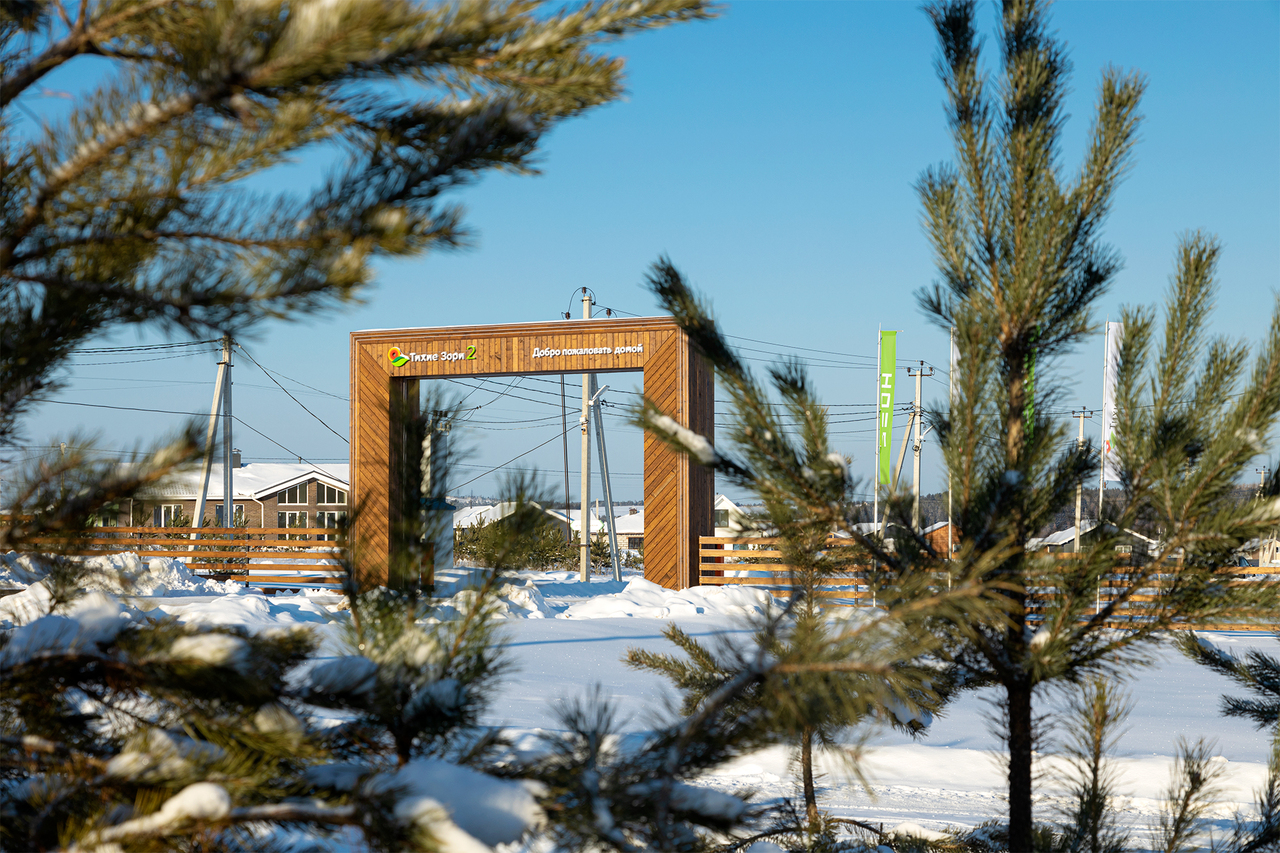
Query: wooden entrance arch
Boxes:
[{"xmin": 350, "ymin": 317, "xmax": 713, "ymax": 589}]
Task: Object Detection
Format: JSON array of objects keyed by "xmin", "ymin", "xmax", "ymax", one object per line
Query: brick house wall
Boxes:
[
  {"xmin": 135, "ymin": 477, "xmax": 348, "ymax": 532},
  {"xmin": 924, "ymin": 521, "xmax": 960, "ymax": 557}
]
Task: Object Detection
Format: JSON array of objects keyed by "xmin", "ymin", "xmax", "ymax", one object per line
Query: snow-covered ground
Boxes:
[{"xmin": 2, "ymin": 554, "xmax": 1275, "ymax": 847}]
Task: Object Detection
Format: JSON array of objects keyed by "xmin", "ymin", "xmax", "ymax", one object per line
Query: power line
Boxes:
[
  {"xmin": 236, "ymin": 343, "xmax": 349, "ymax": 444},
  {"xmin": 67, "ymin": 351, "xmax": 217, "ymax": 366},
  {"xmin": 451, "ymin": 461, "xmax": 645, "ymax": 479},
  {"xmin": 725, "ymin": 334, "xmax": 878, "ymax": 364},
  {"xmin": 28, "ymin": 398, "xmax": 345, "ymax": 479},
  {"xmin": 74, "ymin": 339, "xmax": 219, "ymax": 354},
  {"xmin": 229, "ymin": 415, "xmax": 346, "ymax": 482},
  {"xmin": 452, "ymin": 425, "xmax": 577, "ymax": 490},
  {"xmin": 239, "ymin": 361, "xmax": 346, "ymax": 401},
  {"xmin": 33, "ymin": 398, "xmax": 208, "ymax": 417}
]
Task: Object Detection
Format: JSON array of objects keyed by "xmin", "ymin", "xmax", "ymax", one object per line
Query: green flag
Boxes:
[{"xmin": 877, "ymin": 331, "xmax": 897, "ymax": 485}]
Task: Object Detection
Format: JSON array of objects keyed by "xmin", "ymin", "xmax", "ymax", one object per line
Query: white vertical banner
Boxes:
[{"xmin": 1100, "ymin": 321, "xmax": 1124, "ymax": 482}]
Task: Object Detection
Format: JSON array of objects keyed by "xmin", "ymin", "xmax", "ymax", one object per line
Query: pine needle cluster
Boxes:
[{"xmin": 0, "ymin": 0, "xmax": 713, "ymax": 549}]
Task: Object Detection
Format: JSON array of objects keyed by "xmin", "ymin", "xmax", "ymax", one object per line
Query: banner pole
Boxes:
[
  {"xmin": 874, "ymin": 324, "xmax": 880, "ymax": 533},
  {"xmin": 1098, "ymin": 318, "xmax": 1108, "ymax": 520}
]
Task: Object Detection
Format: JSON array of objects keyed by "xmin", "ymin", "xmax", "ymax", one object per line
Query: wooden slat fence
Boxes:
[
  {"xmin": 700, "ymin": 536, "xmax": 1279, "ymax": 633},
  {"xmin": 19, "ymin": 527, "xmax": 345, "ymax": 591}
]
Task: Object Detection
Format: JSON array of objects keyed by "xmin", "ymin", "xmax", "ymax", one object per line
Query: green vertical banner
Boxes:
[
  {"xmin": 1024, "ymin": 325, "xmax": 1039, "ymax": 439},
  {"xmin": 877, "ymin": 331, "xmax": 897, "ymax": 485}
]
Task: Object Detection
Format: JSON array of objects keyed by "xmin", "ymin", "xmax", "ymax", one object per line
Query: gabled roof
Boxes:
[
  {"xmin": 452, "ymin": 503, "xmax": 601, "ymax": 533},
  {"xmin": 614, "ymin": 508, "xmax": 644, "ymax": 535},
  {"xmin": 1026, "ymin": 520, "xmax": 1157, "ymax": 551},
  {"xmin": 715, "ymin": 494, "xmax": 741, "ymax": 512},
  {"xmin": 136, "ymin": 463, "xmax": 349, "ymax": 502}
]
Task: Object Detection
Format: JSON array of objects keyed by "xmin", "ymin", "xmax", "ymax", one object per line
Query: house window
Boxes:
[
  {"xmin": 317, "ymin": 484, "xmax": 346, "ymax": 505},
  {"xmin": 215, "ymin": 504, "xmax": 246, "ymax": 527},
  {"xmin": 627, "ymin": 536, "xmax": 644, "ymax": 550},
  {"xmin": 315, "ymin": 511, "xmax": 347, "ymax": 541},
  {"xmin": 714, "ymin": 510, "xmax": 729, "ymax": 527},
  {"xmin": 278, "ymin": 484, "xmax": 308, "ymax": 505},
  {"xmin": 154, "ymin": 504, "xmax": 184, "ymax": 527},
  {"xmin": 1114, "ymin": 544, "xmax": 1132, "ymax": 554},
  {"xmin": 278, "ymin": 511, "xmax": 308, "ymax": 539}
]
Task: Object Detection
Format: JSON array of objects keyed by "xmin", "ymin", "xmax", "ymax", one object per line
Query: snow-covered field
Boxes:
[{"xmin": 2, "ymin": 553, "xmax": 1275, "ymax": 847}]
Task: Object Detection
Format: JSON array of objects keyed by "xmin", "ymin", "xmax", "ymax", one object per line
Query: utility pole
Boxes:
[
  {"xmin": 906, "ymin": 362, "xmax": 933, "ymax": 531},
  {"xmin": 1260, "ymin": 468, "xmax": 1275, "ymax": 567},
  {"xmin": 590, "ymin": 379, "xmax": 621, "ymax": 581},
  {"xmin": 560, "ymin": 374, "xmax": 571, "ymax": 541},
  {"xmin": 1072, "ymin": 409, "xmax": 1094, "ymax": 553},
  {"xmin": 579, "ymin": 288, "xmax": 593, "ymax": 582},
  {"xmin": 221, "ymin": 334, "xmax": 233, "ymax": 530},
  {"xmin": 191, "ymin": 338, "xmax": 230, "ymax": 545}
]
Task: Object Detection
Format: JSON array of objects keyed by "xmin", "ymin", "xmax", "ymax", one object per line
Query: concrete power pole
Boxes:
[
  {"xmin": 1072, "ymin": 409, "xmax": 1093, "ymax": 553},
  {"xmin": 192, "ymin": 336, "xmax": 230, "ymax": 545},
  {"xmin": 221, "ymin": 334, "xmax": 233, "ymax": 530},
  {"xmin": 579, "ymin": 288, "xmax": 593, "ymax": 582},
  {"xmin": 906, "ymin": 362, "xmax": 933, "ymax": 531},
  {"xmin": 590, "ymin": 379, "xmax": 621, "ymax": 581}
]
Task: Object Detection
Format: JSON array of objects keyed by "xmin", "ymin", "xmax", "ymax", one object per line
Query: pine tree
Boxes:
[
  {"xmin": 636, "ymin": 4, "xmax": 1280, "ymax": 845},
  {"xmin": 636, "ymin": 258, "xmax": 999, "ymax": 849},
  {"xmin": 911, "ymin": 2, "xmax": 1280, "ymax": 848},
  {"xmin": 1050, "ymin": 679, "xmax": 1131, "ymax": 853},
  {"xmin": 532, "ymin": 594, "xmax": 973, "ymax": 853},
  {"xmin": 625, "ymin": 615, "xmax": 950, "ymax": 833},
  {"xmin": 0, "ymin": 491, "xmax": 549, "ymax": 851},
  {"xmin": 2, "ymin": 2, "xmax": 719, "ymax": 849},
  {"xmin": 0, "ymin": 0, "xmax": 712, "ymax": 546}
]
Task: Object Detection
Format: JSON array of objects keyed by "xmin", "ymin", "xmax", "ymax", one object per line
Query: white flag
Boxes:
[{"xmin": 1100, "ymin": 321, "xmax": 1123, "ymax": 482}]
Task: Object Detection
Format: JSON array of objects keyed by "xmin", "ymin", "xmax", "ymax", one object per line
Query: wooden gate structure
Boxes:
[{"xmin": 350, "ymin": 317, "xmax": 713, "ymax": 589}]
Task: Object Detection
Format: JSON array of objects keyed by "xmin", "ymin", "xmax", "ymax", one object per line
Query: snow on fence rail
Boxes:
[
  {"xmin": 20, "ymin": 527, "xmax": 343, "ymax": 591},
  {"xmin": 699, "ymin": 536, "xmax": 1277, "ymax": 632}
]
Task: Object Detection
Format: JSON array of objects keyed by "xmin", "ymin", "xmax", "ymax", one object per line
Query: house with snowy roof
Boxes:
[
  {"xmin": 1025, "ymin": 519, "xmax": 1158, "ymax": 560},
  {"xmin": 452, "ymin": 503, "xmax": 598, "ymax": 539},
  {"xmin": 1239, "ymin": 536, "xmax": 1280, "ymax": 567},
  {"xmin": 615, "ymin": 507, "xmax": 645, "ymax": 550},
  {"xmin": 121, "ymin": 454, "xmax": 350, "ymax": 534}
]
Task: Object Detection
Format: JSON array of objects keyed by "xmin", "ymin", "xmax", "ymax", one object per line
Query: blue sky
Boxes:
[{"xmin": 21, "ymin": 1, "xmax": 1280, "ymax": 505}]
